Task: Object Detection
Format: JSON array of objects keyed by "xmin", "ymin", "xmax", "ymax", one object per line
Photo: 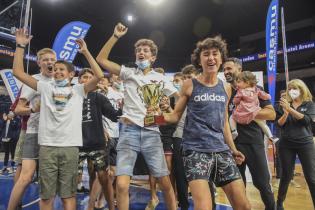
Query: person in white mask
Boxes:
[{"xmin": 276, "ymin": 79, "xmax": 315, "ymax": 210}]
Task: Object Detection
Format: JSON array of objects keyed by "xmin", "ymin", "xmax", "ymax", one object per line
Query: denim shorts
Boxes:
[
  {"xmin": 182, "ymin": 150, "xmax": 241, "ymax": 187},
  {"xmin": 116, "ymin": 124, "xmax": 169, "ymax": 177}
]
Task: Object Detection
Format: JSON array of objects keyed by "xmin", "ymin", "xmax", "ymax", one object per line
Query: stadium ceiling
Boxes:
[{"xmin": 0, "ymin": 0, "xmax": 314, "ymax": 73}]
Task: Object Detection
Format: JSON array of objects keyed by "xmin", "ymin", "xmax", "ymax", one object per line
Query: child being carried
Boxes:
[{"xmin": 230, "ymin": 71, "xmax": 279, "ymax": 143}]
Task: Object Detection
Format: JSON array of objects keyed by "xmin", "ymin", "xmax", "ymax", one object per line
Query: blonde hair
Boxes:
[
  {"xmin": 37, "ymin": 48, "xmax": 56, "ymax": 61},
  {"xmin": 286, "ymin": 79, "xmax": 313, "ymax": 102}
]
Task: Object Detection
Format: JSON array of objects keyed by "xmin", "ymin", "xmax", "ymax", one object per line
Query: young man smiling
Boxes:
[
  {"xmin": 13, "ymin": 28, "xmax": 104, "ymax": 210},
  {"xmin": 7, "ymin": 47, "xmax": 56, "ymax": 210},
  {"xmin": 96, "ymin": 23, "xmax": 178, "ymax": 210},
  {"xmin": 164, "ymin": 36, "xmax": 251, "ymax": 210}
]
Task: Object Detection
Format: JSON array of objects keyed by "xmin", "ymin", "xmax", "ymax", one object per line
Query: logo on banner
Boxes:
[
  {"xmin": 0, "ymin": 69, "xmax": 22, "ymax": 102},
  {"xmin": 266, "ymin": 0, "xmax": 279, "ymax": 106},
  {"xmin": 52, "ymin": 21, "xmax": 91, "ymax": 62}
]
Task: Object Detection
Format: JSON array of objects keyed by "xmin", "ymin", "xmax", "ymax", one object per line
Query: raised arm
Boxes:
[
  {"xmin": 75, "ymin": 39, "xmax": 104, "ymax": 94},
  {"xmin": 13, "ymin": 29, "xmax": 37, "ymax": 90},
  {"xmin": 96, "ymin": 23, "xmax": 128, "ymax": 75}
]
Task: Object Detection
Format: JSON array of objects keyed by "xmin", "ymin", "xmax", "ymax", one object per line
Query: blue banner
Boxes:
[
  {"xmin": 52, "ymin": 21, "xmax": 91, "ymax": 62},
  {"xmin": 0, "ymin": 69, "xmax": 22, "ymax": 102},
  {"xmin": 266, "ymin": 0, "xmax": 279, "ymax": 106}
]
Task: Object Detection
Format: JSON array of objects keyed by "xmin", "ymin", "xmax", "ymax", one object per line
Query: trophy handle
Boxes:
[
  {"xmin": 158, "ymin": 81, "xmax": 165, "ymax": 98},
  {"xmin": 137, "ymin": 86, "xmax": 144, "ymax": 103}
]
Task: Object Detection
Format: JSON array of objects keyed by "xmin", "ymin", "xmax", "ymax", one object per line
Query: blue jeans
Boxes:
[{"xmin": 116, "ymin": 124, "xmax": 169, "ymax": 177}]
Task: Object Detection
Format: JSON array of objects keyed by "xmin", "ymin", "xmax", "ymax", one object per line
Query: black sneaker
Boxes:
[
  {"xmin": 1, "ymin": 167, "xmax": 8, "ymax": 174},
  {"xmin": 77, "ymin": 186, "xmax": 90, "ymax": 194}
]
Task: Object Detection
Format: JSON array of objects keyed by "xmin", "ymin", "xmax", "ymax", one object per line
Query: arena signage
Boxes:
[{"xmin": 52, "ymin": 21, "xmax": 91, "ymax": 62}]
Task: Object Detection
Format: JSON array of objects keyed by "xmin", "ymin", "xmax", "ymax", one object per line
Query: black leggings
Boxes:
[
  {"xmin": 278, "ymin": 144, "xmax": 315, "ymax": 207},
  {"xmin": 237, "ymin": 143, "xmax": 275, "ymax": 210},
  {"xmin": 2, "ymin": 138, "xmax": 18, "ymax": 167}
]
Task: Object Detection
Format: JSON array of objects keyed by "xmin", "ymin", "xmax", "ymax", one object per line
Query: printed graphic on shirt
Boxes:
[
  {"xmin": 52, "ymin": 87, "xmax": 73, "ymax": 111},
  {"xmin": 82, "ymin": 98, "xmax": 92, "ymax": 122}
]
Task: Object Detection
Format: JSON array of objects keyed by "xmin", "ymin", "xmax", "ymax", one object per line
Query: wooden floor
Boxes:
[{"xmin": 216, "ymin": 164, "xmax": 313, "ymax": 210}]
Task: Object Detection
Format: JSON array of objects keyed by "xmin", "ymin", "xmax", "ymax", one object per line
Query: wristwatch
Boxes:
[{"xmin": 16, "ymin": 44, "xmax": 26, "ymax": 49}]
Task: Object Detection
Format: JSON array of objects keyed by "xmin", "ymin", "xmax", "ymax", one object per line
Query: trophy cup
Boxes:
[{"xmin": 137, "ymin": 81, "xmax": 165, "ymax": 126}]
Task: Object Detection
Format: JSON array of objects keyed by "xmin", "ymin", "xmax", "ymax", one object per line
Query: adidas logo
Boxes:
[{"xmin": 194, "ymin": 93, "xmax": 226, "ymax": 102}]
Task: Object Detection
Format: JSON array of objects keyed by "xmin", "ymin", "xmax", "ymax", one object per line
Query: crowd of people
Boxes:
[{"xmin": 0, "ymin": 22, "xmax": 314, "ymax": 210}]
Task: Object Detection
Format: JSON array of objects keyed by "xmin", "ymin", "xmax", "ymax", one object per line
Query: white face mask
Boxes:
[{"xmin": 289, "ymin": 89, "xmax": 300, "ymax": 100}]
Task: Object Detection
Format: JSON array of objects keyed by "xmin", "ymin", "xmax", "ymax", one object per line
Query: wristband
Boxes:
[
  {"xmin": 113, "ymin": 34, "xmax": 119, "ymax": 39},
  {"xmin": 16, "ymin": 44, "xmax": 26, "ymax": 49}
]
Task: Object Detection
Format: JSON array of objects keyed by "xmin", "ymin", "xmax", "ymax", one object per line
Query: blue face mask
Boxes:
[
  {"xmin": 135, "ymin": 60, "xmax": 151, "ymax": 70},
  {"xmin": 55, "ymin": 79, "xmax": 69, "ymax": 87},
  {"xmin": 173, "ymin": 83, "xmax": 181, "ymax": 91},
  {"xmin": 113, "ymin": 82, "xmax": 124, "ymax": 91}
]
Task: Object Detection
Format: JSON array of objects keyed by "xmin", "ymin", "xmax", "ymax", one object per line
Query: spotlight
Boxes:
[
  {"xmin": 127, "ymin": 15, "xmax": 134, "ymax": 22},
  {"xmin": 146, "ymin": 0, "xmax": 164, "ymax": 6}
]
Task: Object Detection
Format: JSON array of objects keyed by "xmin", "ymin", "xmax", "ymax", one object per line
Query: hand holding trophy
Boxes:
[{"xmin": 137, "ymin": 81, "xmax": 166, "ymax": 126}]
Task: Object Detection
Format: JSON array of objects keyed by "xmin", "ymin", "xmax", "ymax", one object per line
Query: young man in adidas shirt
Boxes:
[
  {"xmin": 164, "ymin": 36, "xmax": 250, "ymax": 210},
  {"xmin": 7, "ymin": 47, "xmax": 56, "ymax": 210},
  {"xmin": 96, "ymin": 23, "xmax": 178, "ymax": 210},
  {"xmin": 13, "ymin": 28, "xmax": 104, "ymax": 210}
]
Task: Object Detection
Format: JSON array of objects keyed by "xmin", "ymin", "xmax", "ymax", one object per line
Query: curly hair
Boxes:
[
  {"xmin": 134, "ymin": 39, "xmax": 158, "ymax": 57},
  {"xmin": 191, "ymin": 36, "xmax": 228, "ymax": 69}
]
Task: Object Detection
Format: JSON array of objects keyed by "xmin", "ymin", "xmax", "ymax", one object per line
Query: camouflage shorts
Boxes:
[{"xmin": 78, "ymin": 150, "xmax": 107, "ymax": 175}]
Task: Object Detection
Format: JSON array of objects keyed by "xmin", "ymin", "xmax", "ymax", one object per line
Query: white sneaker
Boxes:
[{"xmin": 269, "ymin": 136, "xmax": 279, "ymax": 143}]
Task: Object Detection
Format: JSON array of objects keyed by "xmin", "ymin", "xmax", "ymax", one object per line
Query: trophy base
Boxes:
[{"xmin": 144, "ymin": 115, "xmax": 166, "ymax": 127}]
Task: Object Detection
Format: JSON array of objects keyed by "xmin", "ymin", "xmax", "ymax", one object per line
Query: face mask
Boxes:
[
  {"xmin": 55, "ymin": 79, "xmax": 69, "ymax": 87},
  {"xmin": 173, "ymin": 83, "xmax": 181, "ymax": 91},
  {"xmin": 289, "ymin": 89, "xmax": 300, "ymax": 100},
  {"xmin": 135, "ymin": 60, "xmax": 151, "ymax": 70},
  {"xmin": 113, "ymin": 82, "xmax": 124, "ymax": 91}
]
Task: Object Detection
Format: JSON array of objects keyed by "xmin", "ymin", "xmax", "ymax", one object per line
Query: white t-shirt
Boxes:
[
  {"xmin": 104, "ymin": 87, "xmax": 124, "ymax": 138},
  {"xmin": 20, "ymin": 74, "xmax": 53, "ymax": 134},
  {"xmin": 120, "ymin": 66, "xmax": 177, "ymax": 131},
  {"xmin": 37, "ymin": 81, "xmax": 86, "ymax": 147}
]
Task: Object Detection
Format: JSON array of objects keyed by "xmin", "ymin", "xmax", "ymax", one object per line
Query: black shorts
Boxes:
[
  {"xmin": 161, "ymin": 135, "xmax": 173, "ymax": 155},
  {"xmin": 182, "ymin": 150, "xmax": 241, "ymax": 187}
]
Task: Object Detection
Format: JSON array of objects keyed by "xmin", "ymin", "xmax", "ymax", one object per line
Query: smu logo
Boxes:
[
  {"xmin": 53, "ymin": 21, "xmax": 91, "ymax": 62},
  {"xmin": 194, "ymin": 93, "xmax": 226, "ymax": 102}
]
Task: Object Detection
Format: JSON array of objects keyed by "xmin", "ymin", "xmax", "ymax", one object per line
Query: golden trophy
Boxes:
[{"xmin": 137, "ymin": 81, "xmax": 165, "ymax": 126}]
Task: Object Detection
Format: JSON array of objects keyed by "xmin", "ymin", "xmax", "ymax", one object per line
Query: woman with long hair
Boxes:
[{"xmin": 277, "ymin": 79, "xmax": 315, "ymax": 210}]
